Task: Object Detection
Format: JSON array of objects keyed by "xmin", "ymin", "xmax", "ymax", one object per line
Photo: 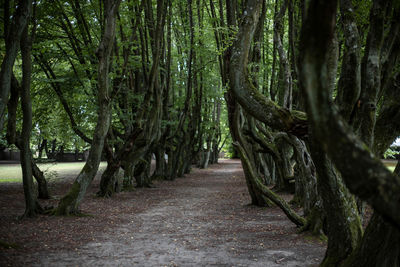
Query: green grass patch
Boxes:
[
  {"xmin": 0, "ymin": 177, "xmax": 22, "ymax": 183},
  {"xmin": 0, "ymin": 162, "xmax": 107, "ymax": 183}
]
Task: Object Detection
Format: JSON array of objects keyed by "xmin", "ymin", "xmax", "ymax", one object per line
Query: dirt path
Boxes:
[{"xmin": 0, "ymin": 160, "xmax": 325, "ymax": 266}]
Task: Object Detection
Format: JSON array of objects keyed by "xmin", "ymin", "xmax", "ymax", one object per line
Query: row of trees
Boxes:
[
  {"xmin": 1, "ymin": 0, "xmax": 227, "ymax": 215},
  {"xmin": 1, "ymin": 0, "xmax": 400, "ymax": 265}
]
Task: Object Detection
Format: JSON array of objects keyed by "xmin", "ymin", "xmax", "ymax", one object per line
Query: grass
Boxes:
[
  {"xmin": 384, "ymin": 161, "xmax": 397, "ymax": 172},
  {"xmin": 0, "ymin": 162, "xmax": 107, "ymax": 183}
]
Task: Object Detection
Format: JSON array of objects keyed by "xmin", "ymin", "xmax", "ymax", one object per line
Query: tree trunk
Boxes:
[
  {"xmin": 6, "ymin": 76, "xmax": 50, "ymax": 200},
  {"xmin": 310, "ymin": 140, "xmax": 362, "ymax": 266},
  {"xmin": 335, "ymin": 0, "xmax": 361, "ymax": 122},
  {"xmin": 228, "ymin": 0, "xmax": 307, "ymax": 139},
  {"xmin": 38, "ymin": 139, "xmax": 46, "ymax": 159},
  {"xmin": 152, "ymin": 146, "xmax": 166, "ymax": 179},
  {"xmin": 0, "ymin": 0, "xmax": 32, "ymax": 132},
  {"xmin": 274, "ymin": 140, "xmax": 293, "ymax": 191},
  {"xmin": 122, "ymin": 160, "xmax": 135, "ymax": 191},
  {"xmin": 32, "ymin": 158, "xmax": 50, "ymax": 199},
  {"xmin": 274, "ymin": 0, "xmax": 292, "ymax": 110},
  {"xmin": 20, "ymin": 17, "xmax": 42, "ymax": 218},
  {"xmin": 134, "ymin": 153, "xmax": 152, "ymax": 188},
  {"xmin": 357, "ymin": 0, "xmax": 388, "ymax": 148},
  {"xmin": 98, "ymin": 150, "xmax": 120, "ymax": 198},
  {"xmin": 55, "ymin": 0, "xmax": 121, "ymax": 215},
  {"xmin": 234, "ymin": 139, "xmax": 306, "ymax": 227},
  {"xmin": 299, "ymin": 0, "xmax": 400, "ymax": 229},
  {"xmin": 286, "ymin": 135, "xmax": 318, "ymax": 216},
  {"xmin": 300, "ymin": 2, "xmax": 400, "ymax": 266},
  {"xmin": 344, "ymin": 213, "xmax": 400, "ymax": 267},
  {"xmin": 200, "ymin": 137, "xmax": 211, "ymax": 169},
  {"xmin": 226, "ymin": 92, "xmax": 268, "ymax": 206}
]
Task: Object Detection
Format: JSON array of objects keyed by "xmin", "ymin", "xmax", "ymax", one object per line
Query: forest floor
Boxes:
[{"xmin": 0, "ymin": 159, "xmax": 325, "ymax": 266}]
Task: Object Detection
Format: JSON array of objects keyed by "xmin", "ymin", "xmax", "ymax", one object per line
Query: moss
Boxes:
[
  {"xmin": 54, "ymin": 181, "xmax": 81, "ymax": 216},
  {"xmin": 303, "ymin": 233, "xmax": 327, "ymax": 243}
]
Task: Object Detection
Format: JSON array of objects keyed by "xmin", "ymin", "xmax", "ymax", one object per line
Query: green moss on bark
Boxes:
[{"xmin": 54, "ymin": 182, "xmax": 81, "ymax": 215}]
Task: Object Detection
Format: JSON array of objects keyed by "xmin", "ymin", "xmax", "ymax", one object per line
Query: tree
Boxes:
[
  {"xmin": 300, "ymin": 0, "xmax": 400, "ymax": 265},
  {"xmin": 19, "ymin": 1, "xmax": 44, "ymax": 217},
  {"xmin": 220, "ymin": 0, "xmax": 400, "ymax": 265},
  {"xmin": 0, "ymin": 0, "xmax": 32, "ymax": 132},
  {"xmin": 55, "ymin": 0, "xmax": 121, "ymax": 215}
]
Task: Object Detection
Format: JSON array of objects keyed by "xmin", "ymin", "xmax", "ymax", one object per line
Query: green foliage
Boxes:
[
  {"xmin": 384, "ymin": 147, "xmax": 400, "ymax": 159},
  {"xmin": 352, "ymin": 0, "xmax": 372, "ymax": 27},
  {"xmin": 1, "ymin": 0, "xmax": 229, "ymax": 168}
]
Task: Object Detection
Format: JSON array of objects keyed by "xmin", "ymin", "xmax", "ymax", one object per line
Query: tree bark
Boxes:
[
  {"xmin": 20, "ymin": 14, "xmax": 42, "ymax": 217},
  {"xmin": 299, "ymin": 0, "xmax": 400, "ymax": 229},
  {"xmin": 31, "ymin": 159, "xmax": 50, "ymax": 199},
  {"xmin": 0, "ymin": 0, "xmax": 32, "ymax": 132},
  {"xmin": 234, "ymin": 139, "xmax": 306, "ymax": 227},
  {"xmin": 152, "ymin": 146, "xmax": 166, "ymax": 179},
  {"xmin": 310, "ymin": 139, "xmax": 362, "ymax": 266},
  {"xmin": 344, "ymin": 213, "xmax": 400, "ymax": 267},
  {"xmin": 228, "ymin": 0, "xmax": 308, "ymax": 139},
  {"xmin": 6, "ymin": 74, "xmax": 50, "ymax": 200},
  {"xmin": 335, "ymin": 0, "xmax": 361, "ymax": 122},
  {"xmin": 274, "ymin": 0, "xmax": 292, "ymax": 109},
  {"xmin": 55, "ymin": 0, "xmax": 121, "ymax": 215},
  {"xmin": 357, "ymin": 0, "xmax": 389, "ymax": 148}
]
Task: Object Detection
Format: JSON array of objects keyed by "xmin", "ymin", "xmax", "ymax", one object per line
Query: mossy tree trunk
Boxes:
[
  {"xmin": 309, "ymin": 139, "xmax": 362, "ymax": 266},
  {"xmin": 233, "ymin": 125, "xmax": 306, "ymax": 226},
  {"xmin": 300, "ymin": 0, "xmax": 400, "ymax": 229},
  {"xmin": 225, "ymin": 91, "xmax": 271, "ymax": 207},
  {"xmin": 228, "ymin": 0, "xmax": 308, "ymax": 139},
  {"xmin": 97, "ymin": 127, "xmax": 143, "ymax": 197},
  {"xmin": 55, "ymin": 0, "xmax": 121, "ymax": 215},
  {"xmin": 228, "ymin": 1, "xmax": 364, "ymax": 264},
  {"xmin": 282, "ymin": 134, "xmax": 318, "ymax": 217},
  {"xmin": 344, "ymin": 213, "xmax": 400, "ymax": 267}
]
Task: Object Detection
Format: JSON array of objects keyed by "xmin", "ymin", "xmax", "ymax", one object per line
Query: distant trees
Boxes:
[{"xmin": 1, "ymin": 0, "xmax": 225, "ymax": 216}]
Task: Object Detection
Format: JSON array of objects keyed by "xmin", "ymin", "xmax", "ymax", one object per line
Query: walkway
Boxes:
[{"xmin": 0, "ymin": 160, "xmax": 325, "ymax": 266}]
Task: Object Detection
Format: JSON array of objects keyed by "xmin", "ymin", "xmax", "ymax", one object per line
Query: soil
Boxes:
[{"xmin": 0, "ymin": 159, "xmax": 326, "ymax": 266}]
